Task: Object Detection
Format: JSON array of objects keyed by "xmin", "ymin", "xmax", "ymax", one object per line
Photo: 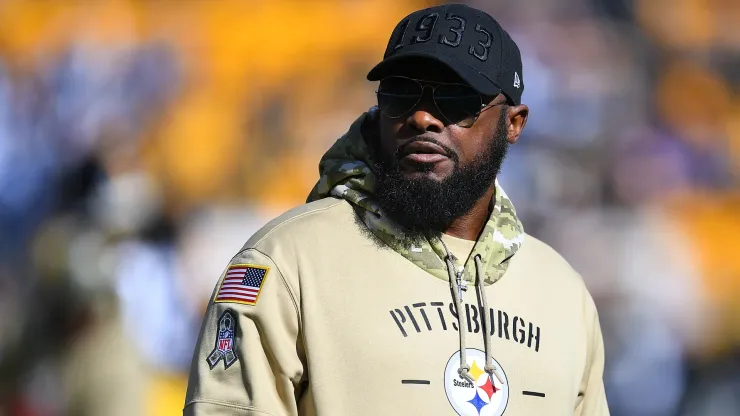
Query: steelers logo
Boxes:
[{"xmin": 444, "ymin": 349, "xmax": 509, "ymax": 416}]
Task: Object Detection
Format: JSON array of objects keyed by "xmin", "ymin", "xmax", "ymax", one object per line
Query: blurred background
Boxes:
[{"xmin": 0, "ymin": 0, "xmax": 738, "ymax": 415}]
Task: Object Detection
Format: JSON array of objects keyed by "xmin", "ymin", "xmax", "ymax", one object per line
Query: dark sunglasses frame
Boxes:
[{"xmin": 375, "ymin": 76, "xmax": 505, "ymax": 128}]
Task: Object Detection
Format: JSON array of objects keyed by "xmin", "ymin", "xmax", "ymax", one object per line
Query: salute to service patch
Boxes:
[
  {"xmin": 207, "ymin": 310, "xmax": 238, "ymax": 369},
  {"xmin": 214, "ymin": 264, "xmax": 269, "ymax": 306}
]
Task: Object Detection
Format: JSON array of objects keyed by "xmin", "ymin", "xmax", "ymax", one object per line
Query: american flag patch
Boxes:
[{"xmin": 214, "ymin": 264, "xmax": 269, "ymax": 306}]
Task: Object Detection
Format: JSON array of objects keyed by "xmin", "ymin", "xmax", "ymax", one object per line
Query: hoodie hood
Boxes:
[{"xmin": 307, "ymin": 112, "xmax": 524, "ymax": 285}]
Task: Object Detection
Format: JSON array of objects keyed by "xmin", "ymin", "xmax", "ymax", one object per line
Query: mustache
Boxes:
[{"xmin": 395, "ymin": 136, "xmax": 459, "ymax": 162}]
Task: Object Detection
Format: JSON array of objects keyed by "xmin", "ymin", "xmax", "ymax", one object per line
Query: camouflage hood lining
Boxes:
[{"xmin": 306, "ymin": 112, "xmax": 525, "ymax": 285}]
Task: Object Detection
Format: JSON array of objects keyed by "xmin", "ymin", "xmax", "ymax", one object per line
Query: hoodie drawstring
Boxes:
[
  {"xmin": 446, "ymin": 256, "xmax": 474, "ymax": 384},
  {"xmin": 441, "ymin": 238, "xmax": 505, "ymax": 386},
  {"xmin": 474, "ymin": 255, "xmax": 504, "ymax": 385}
]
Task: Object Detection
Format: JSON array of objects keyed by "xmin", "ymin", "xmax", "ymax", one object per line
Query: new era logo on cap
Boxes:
[{"xmin": 368, "ymin": 4, "xmax": 524, "ymax": 105}]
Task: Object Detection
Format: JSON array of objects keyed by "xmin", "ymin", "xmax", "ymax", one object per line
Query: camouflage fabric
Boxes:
[{"xmin": 307, "ymin": 112, "xmax": 524, "ymax": 285}]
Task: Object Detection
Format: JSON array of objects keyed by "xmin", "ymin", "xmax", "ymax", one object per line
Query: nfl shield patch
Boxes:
[
  {"xmin": 207, "ymin": 310, "xmax": 238, "ymax": 369},
  {"xmin": 214, "ymin": 264, "xmax": 269, "ymax": 306}
]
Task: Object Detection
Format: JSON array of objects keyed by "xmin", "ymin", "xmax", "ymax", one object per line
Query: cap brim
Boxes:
[{"xmin": 366, "ymin": 52, "xmax": 501, "ymax": 96}]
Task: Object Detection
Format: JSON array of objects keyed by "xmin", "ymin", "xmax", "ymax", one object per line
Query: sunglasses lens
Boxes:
[
  {"xmin": 433, "ymin": 84, "xmax": 482, "ymax": 127},
  {"xmin": 377, "ymin": 77, "xmax": 423, "ymax": 118}
]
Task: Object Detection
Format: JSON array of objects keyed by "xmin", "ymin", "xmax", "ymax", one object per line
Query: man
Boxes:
[{"xmin": 184, "ymin": 3, "xmax": 609, "ymax": 416}]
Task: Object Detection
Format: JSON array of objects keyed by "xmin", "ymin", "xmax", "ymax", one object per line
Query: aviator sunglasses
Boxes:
[{"xmin": 376, "ymin": 76, "xmax": 504, "ymax": 128}]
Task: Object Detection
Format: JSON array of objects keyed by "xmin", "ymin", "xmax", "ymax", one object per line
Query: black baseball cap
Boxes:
[{"xmin": 367, "ymin": 3, "xmax": 524, "ymax": 105}]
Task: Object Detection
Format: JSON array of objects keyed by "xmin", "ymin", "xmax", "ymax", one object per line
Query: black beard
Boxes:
[{"xmin": 370, "ymin": 111, "xmax": 509, "ymax": 241}]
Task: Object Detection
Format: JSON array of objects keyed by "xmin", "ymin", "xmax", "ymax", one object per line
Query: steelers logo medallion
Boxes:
[{"xmin": 444, "ymin": 349, "xmax": 509, "ymax": 416}]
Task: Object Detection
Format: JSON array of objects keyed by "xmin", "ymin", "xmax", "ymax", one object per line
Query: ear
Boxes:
[{"xmin": 506, "ymin": 104, "xmax": 529, "ymax": 144}]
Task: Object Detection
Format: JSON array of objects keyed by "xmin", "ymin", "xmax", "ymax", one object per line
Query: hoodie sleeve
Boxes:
[
  {"xmin": 184, "ymin": 248, "xmax": 306, "ymax": 416},
  {"xmin": 574, "ymin": 295, "xmax": 610, "ymax": 416}
]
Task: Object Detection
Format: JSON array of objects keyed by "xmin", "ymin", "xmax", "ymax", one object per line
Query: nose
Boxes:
[
  {"xmin": 406, "ymin": 87, "xmax": 444, "ymax": 133},
  {"xmin": 407, "ymin": 109, "xmax": 445, "ymax": 133},
  {"xmin": 406, "ymin": 85, "xmax": 445, "ymax": 133}
]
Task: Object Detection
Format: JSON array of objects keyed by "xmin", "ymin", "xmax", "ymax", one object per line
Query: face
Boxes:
[{"xmin": 367, "ymin": 60, "xmax": 528, "ymax": 237}]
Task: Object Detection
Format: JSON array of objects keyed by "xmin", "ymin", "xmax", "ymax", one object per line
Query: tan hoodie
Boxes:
[{"xmin": 184, "ymin": 113, "xmax": 609, "ymax": 416}]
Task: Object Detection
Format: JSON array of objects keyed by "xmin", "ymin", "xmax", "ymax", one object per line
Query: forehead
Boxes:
[{"xmin": 381, "ymin": 57, "xmax": 467, "ymax": 84}]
